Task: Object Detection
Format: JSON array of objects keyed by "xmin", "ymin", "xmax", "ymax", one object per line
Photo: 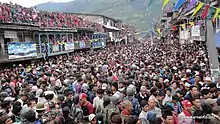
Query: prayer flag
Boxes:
[
  {"xmin": 213, "ymin": 8, "xmax": 220, "ymax": 20},
  {"xmin": 189, "ymin": 22, "xmax": 194, "ymax": 26},
  {"xmin": 192, "ymin": 2, "xmax": 204, "ymax": 17},
  {"xmin": 186, "ymin": 0, "xmax": 197, "ymax": 12},
  {"xmin": 173, "ymin": 0, "xmax": 186, "ymax": 11},
  {"xmin": 181, "ymin": 24, "xmax": 186, "ymax": 30},
  {"xmin": 157, "ymin": 28, "xmax": 161, "ymax": 34},
  {"xmin": 207, "ymin": 7, "xmax": 215, "ymax": 19},
  {"xmin": 163, "ymin": 0, "xmax": 170, "ymax": 9},
  {"xmin": 201, "ymin": 5, "xmax": 210, "ymax": 19}
]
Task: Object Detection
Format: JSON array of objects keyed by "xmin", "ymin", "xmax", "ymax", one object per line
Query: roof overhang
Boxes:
[{"xmin": 103, "ymin": 25, "xmax": 120, "ymax": 31}]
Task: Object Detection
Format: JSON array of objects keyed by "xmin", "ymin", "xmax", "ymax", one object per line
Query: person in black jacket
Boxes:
[{"xmin": 136, "ymin": 86, "xmax": 149, "ymax": 104}]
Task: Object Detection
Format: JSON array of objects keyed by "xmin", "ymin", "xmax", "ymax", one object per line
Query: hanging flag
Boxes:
[
  {"xmin": 173, "ymin": 0, "xmax": 186, "ymax": 11},
  {"xmin": 148, "ymin": 0, "xmax": 153, "ymax": 7},
  {"xmin": 201, "ymin": 5, "xmax": 210, "ymax": 19},
  {"xmin": 185, "ymin": 0, "xmax": 197, "ymax": 12},
  {"xmin": 157, "ymin": 28, "xmax": 161, "ymax": 34},
  {"xmin": 172, "ymin": 26, "xmax": 177, "ymax": 31},
  {"xmin": 163, "ymin": 0, "xmax": 170, "ymax": 9},
  {"xmin": 165, "ymin": 28, "xmax": 170, "ymax": 32},
  {"xmin": 207, "ymin": 7, "xmax": 215, "ymax": 19},
  {"xmin": 192, "ymin": 2, "xmax": 204, "ymax": 17},
  {"xmin": 189, "ymin": 22, "xmax": 194, "ymax": 26},
  {"xmin": 213, "ymin": 8, "xmax": 220, "ymax": 20},
  {"xmin": 181, "ymin": 24, "xmax": 186, "ymax": 30}
]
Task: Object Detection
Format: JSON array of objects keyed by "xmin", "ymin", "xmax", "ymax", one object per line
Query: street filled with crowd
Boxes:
[{"xmin": 0, "ymin": 37, "xmax": 220, "ymax": 124}]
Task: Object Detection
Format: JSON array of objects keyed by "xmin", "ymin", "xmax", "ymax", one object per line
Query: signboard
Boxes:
[
  {"xmin": 53, "ymin": 45, "xmax": 59, "ymax": 52},
  {"xmin": 92, "ymin": 41, "xmax": 103, "ymax": 48},
  {"xmin": 8, "ymin": 42, "xmax": 37, "ymax": 59},
  {"xmin": 191, "ymin": 25, "xmax": 200, "ymax": 37},
  {"xmin": 4, "ymin": 31, "xmax": 17, "ymax": 39},
  {"xmin": 211, "ymin": 69, "xmax": 220, "ymax": 81},
  {"xmin": 65, "ymin": 42, "xmax": 75, "ymax": 51},
  {"xmin": 180, "ymin": 30, "xmax": 190, "ymax": 40},
  {"xmin": 79, "ymin": 41, "xmax": 85, "ymax": 48}
]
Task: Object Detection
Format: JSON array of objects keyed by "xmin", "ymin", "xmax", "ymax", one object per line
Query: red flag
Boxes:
[
  {"xmin": 202, "ymin": 5, "xmax": 210, "ymax": 19},
  {"xmin": 172, "ymin": 26, "xmax": 177, "ymax": 31}
]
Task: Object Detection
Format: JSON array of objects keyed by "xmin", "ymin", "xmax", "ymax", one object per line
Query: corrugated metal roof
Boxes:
[{"xmin": 0, "ymin": 24, "xmax": 39, "ymax": 31}]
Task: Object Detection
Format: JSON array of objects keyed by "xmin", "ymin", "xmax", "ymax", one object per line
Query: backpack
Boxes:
[
  {"xmin": 71, "ymin": 104, "xmax": 84, "ymax": 123},
  {"xmin": 104, "ymin": 104, "xmax": 120, "ymax": 124}
]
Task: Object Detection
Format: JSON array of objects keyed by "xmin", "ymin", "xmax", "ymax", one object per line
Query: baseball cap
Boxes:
[{"xmin": 79, "ymin": 93, "xmax": 88, "ymax": 100}]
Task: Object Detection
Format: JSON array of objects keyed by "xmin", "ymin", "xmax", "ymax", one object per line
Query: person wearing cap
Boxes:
[
  {"xmin": 79, "ymin": 93, "xmax": 93, "ymax": 116},
  {"xmin": 178, "ymin": 100, "xmax": 193, "ymax": 124},
  {"xmin": 103, "ymin": 96, "xmax": 120, "ymax": 124},
  {"xmin": 35, "ymin": 102, "xmax": 46, "ymax": 124},
  {"xmin": 88, "ymin": 113, "xmax": 97, "ymax": 124},
  {"xmin": 124, "ymin": 86, "xmax": 140, "ymax": 116}
]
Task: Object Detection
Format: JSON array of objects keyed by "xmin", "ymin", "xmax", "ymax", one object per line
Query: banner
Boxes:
[
  {"xmin": 4, "ymin": 31, "xmax": 17, "ymax": 39},
  {"xmin": 92, "ymin": 41, "xmax": 103, "ymax": 49},
  {"xmin": 53, "ymin": 45, "xmax": 59, "ymax": 52},
  {"xmin": 180, "ymin": 30, "xmax": 190, "ymax": 40},
  {"xmin": 191, "ymin": 25, "xmax": 200, "ymax": 37},
  {"xmin": 8, "ymin": 42, "xmax": 37, "ymax": 59},
  {"xmin": 65, "ymin": 42, "xmax": 75, "ymax": 51},
  {"xmin": 79, "ymin": 40, "xmax": 86, "ymax": 48}
]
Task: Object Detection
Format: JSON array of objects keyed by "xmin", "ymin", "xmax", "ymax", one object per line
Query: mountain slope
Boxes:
[{"xmin": 36, "ymin": 0, "xmax": 174, "ymax": 31}]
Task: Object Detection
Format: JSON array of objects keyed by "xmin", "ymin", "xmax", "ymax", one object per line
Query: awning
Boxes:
[
  {"xmin": 216, "ymin": 30, "xmax": 220, "ymax": 47},
  {"xmin": 103, "ymin": 25, "xmax": 120, "ymax": 31}
]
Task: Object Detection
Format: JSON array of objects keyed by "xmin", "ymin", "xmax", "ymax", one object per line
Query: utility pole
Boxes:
[{"xmin": 205, "ymin": 0, "xmax": 219, "ymax": 79}]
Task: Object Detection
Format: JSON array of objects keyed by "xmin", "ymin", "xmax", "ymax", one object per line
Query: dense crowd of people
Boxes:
[
  {"xmin": 0, "ymin": 2, "xmax": 137, "ymax": 33},
  {"xmin": 0, "ymin": 37, "xmax": 220, "ymax": 124}
]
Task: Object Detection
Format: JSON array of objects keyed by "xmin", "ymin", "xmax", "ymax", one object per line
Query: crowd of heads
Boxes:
[
  {"xmin": 0, "ymin": 37, "xmax": 220, "ymax": 124},
  {"xmin": 0, "ymin": 2, "xmax": 135, "ymax": 33}
]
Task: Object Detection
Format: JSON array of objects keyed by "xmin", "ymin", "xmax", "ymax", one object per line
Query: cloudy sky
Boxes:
[{"xmin": 0, "ymin": 0, "xmax": 73, "ymax": 7}]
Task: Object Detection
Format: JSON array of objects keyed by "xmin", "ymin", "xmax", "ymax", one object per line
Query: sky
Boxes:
[{"xmin": 0, "ymin": 0, "xmax": 73, "ymax": 7}]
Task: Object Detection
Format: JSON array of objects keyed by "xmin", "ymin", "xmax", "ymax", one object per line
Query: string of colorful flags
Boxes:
[
  {"xmin": 153, "ymin": 0, "xmax": 220, "ymax": 35},
  {"xmin": 162, "ymin": 0, "xmax": 220, "ymax": 20}
]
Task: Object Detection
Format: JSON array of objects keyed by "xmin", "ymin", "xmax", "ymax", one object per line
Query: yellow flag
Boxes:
[
  {"xmin": 163, "ymin": 0, "xmax": 170, "ymax": 8},
  {"xmin": 157, "ymin": 28, "xmax": 161, "ymax": 34},
  {"xmin": 214, "ymin": 8, "xmax": 220, "ymax": 20},
  {"xmin": 192, "ymin": 2, "xmax": 204, "ymax": 17},
  {"xmin": 189, "ymin": 22, "xmax": 194, "ymax": 26},
  {"xmin": 181, "ymin": 24, "xmax": 186, "ymax": 30}
]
